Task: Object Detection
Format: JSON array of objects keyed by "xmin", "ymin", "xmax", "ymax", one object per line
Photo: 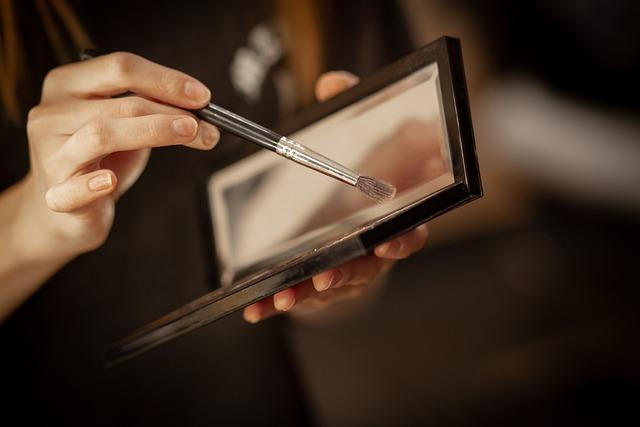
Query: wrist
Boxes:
[
  {"xmin": 8, "ymin": 174, "xmax": 77, "ymax": 268},
  {"xmin": 0, "ymin": 175, "xmax": 74, "ymax": 320}
]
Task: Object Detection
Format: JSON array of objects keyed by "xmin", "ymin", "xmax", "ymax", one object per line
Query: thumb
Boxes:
[{"xmin": 314, "ymin": 71, "xmax": 360, "ymax": 102}]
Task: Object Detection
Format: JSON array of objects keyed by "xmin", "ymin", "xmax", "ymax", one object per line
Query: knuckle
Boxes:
[
  {"xmin": 26, "ymin": 106, "xmax": 46, "ymax": 138},
  {"xmin": 45, "ymin": 187, "xmax": 66, "ymax": 212},
  {"xmin": 83, "ymin": 119, "xmax": 104, "ymax": 139},
  {"xmin": 153, "ymin": 70, "xmax": 177, "ymax": 97},
  {"xmin": 107, "ymin": 51, "xmax": 139, "ymax": 81},
  {"xmin": 117, "ymin": 97, "xmax": 147, "ymax": 117},
  {"xmin": 27, "ymin": 105, "xmax": 42, "ymax": 122},
  {"xmin": 138, "ymin": 117, "xmax": 164, "ymax": 141},
  {"xmin": 81, "ymin": 120, "xmax": 108, "ymax": 155},
  {"xmin": 42, "ymin": 67, "xmax": 63, "ymax": 91}
]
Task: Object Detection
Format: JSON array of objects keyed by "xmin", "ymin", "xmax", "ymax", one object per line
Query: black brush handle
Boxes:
[{"xmin": 193, "ymin": 104, "xmax": 282, "ymax": 152}]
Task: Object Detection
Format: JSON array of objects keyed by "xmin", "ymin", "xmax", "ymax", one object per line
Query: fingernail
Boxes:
[
  {"xmin": 316, "ymin": 278, "xmax": 330, "ymax": 292},
  {"xmin": 275, "ymin": 295, "xmax": 295, "ymax": 312},
  {"xmin": 337, "ymin": 71, "xmax": 360, "ymax": 85},
  {"xmin": 172, "ymin": 117, "xmax": 198, "ymax": 137},
  {"xmin": 88, "ymin": 173, "xmax": 113, "ymax": 191},
  {"xmin": 184, "ymin": 81, "xmax": 211, "ymax": 103},
  {"xmin": 318, "ymin": 270, "xmax": 342, "ymax": 291},
  {"xmin": 380, "ymin": 241, "xmax": 402, "ymax": 257},
  {"xmin": 202, "ymin": 125, "xmax": 220, "ymax": 147},
  {"xmin": 245, "ymin": 310, "xmax": 260, "ymax": 324}
]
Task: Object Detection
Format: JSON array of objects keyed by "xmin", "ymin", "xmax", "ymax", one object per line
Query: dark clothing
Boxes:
[
  {"xmin": 2, "ymin": 1, "xmax": 308, "ymax": 425},
  {"xmin": 0, "ymin": 1, "xmax": 411, "ymax": 425}
]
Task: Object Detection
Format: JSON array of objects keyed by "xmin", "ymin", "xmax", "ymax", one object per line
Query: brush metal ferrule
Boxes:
[{"xmin": 275, "ymin": 137, "xmax": 359, "ymax": 186}]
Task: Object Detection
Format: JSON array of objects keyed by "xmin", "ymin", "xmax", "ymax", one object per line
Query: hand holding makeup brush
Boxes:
[
  {"xmin": 0, "ymin": 52, "xmax": 219, "ymax": 320},
  {"xmin": 24, "ymin": 52, "xmax": 220, "ymax": 255}
]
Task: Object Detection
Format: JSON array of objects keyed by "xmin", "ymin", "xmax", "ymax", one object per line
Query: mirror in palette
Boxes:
[{"xmin": 209, "ymin": 62, "xmax": 454, "ymax": 287}]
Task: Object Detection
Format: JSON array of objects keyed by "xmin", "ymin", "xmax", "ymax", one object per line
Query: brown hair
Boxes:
[
  {"xmin": 0, "ymin": 0, "xmax": 22, "ymax": 122},
  {"xmin": 0, "ymin": 0, "xmax": 324, "ymax": 124},
  {"xmin": 0, "ymin": 0, "xmax": 93, "ymax": 122}
]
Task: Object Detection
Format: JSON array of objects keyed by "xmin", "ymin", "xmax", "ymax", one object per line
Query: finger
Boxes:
[
  {"xmin": 32, "ymin": 97, "xmax": 220, "ymax": 151},
  {"xmin": 295, "ymin": 282, "xmax": 369, "ymax": 310},
  {"xmin": 42, "ymin": 52, "xmax": 211, "ymax": 108},
  {"xmin": 313, "ymin": 254, "xmax": 389, "ymax": 292},
  {"xmin": 287, "ymin": 281, "xmax": 374, "ymax": 316},
  {"xmin": 374, "ymin": 224, "xmax": 429, "ymax": 260},
  {"xmin": 315, "ymin": 71, "xmax": 359, "ymax": 102},
  {"xmin": 34, "ymin": 97, "xmax": 200, "ymax": 135},
  {"xmin": 45, "ymin": 169, "xmax": 117, "ymax": 213},
  {"xmin": 338, "ymin": 255, "xmax": 389, "ymax": 287},
  {"xmin": 243, "ymin": 298, "xmax": 273, "ymax": 324},
  {"xmin": 273, "ymin": 280, "xmax": 315, "ymax": 312},
  {"xmin": 61, "ymin": 114, "xmax": 214, "ymax": 169},
  {"xmin": 243, "ymin": 280, "xmax": 314, "ymax": 323},
  {"xmin": 243, "ymin": 276, "xmax": 376, "ymax": 324},
  {"xmin": 185, "ymin": 122, "xmax": 220, "ymax": 151},
  {"xmin": 312, "ymin": 268, "xmax": 343, "ymax": 292}
]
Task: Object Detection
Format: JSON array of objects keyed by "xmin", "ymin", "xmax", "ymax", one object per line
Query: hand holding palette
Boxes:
[{"xmin": 105, "ymin": 36, "xmax": 481, "ymax": 366}]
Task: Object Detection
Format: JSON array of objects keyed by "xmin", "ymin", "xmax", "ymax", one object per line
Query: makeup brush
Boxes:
[
  {"xmin": 194, "ymin": 104, "xmax": 396, "ymax": 202},
  {"xmin": 78, "ymin": 51, "xmax": 395, "ymax": 202}
]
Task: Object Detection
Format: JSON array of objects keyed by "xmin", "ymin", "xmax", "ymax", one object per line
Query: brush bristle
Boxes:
[{"xmin": 355, "ymin": 176, "xmax": 397, "ymax": 203}]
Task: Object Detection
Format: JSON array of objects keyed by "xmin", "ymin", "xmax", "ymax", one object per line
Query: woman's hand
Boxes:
[
  {"xmin": 16, "ymin": 52, "xmax": 219, "ymax": 262},
  {"xmin": 242, "ymin": 71, "xmax": 429, "ymax": 324}
]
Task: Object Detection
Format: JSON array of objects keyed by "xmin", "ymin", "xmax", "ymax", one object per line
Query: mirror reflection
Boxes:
[{"xmin": 209, "ymin": 62, "xmax": 454, "ymax": 286}]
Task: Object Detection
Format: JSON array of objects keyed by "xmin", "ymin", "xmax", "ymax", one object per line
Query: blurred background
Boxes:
[
  {"xmin": 1, "ymin": 0, "xmax": 639, "ymax": 425},
  {"xmin": 287, "ymin": 0, "xmax": 640, "ymax": 425}
]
